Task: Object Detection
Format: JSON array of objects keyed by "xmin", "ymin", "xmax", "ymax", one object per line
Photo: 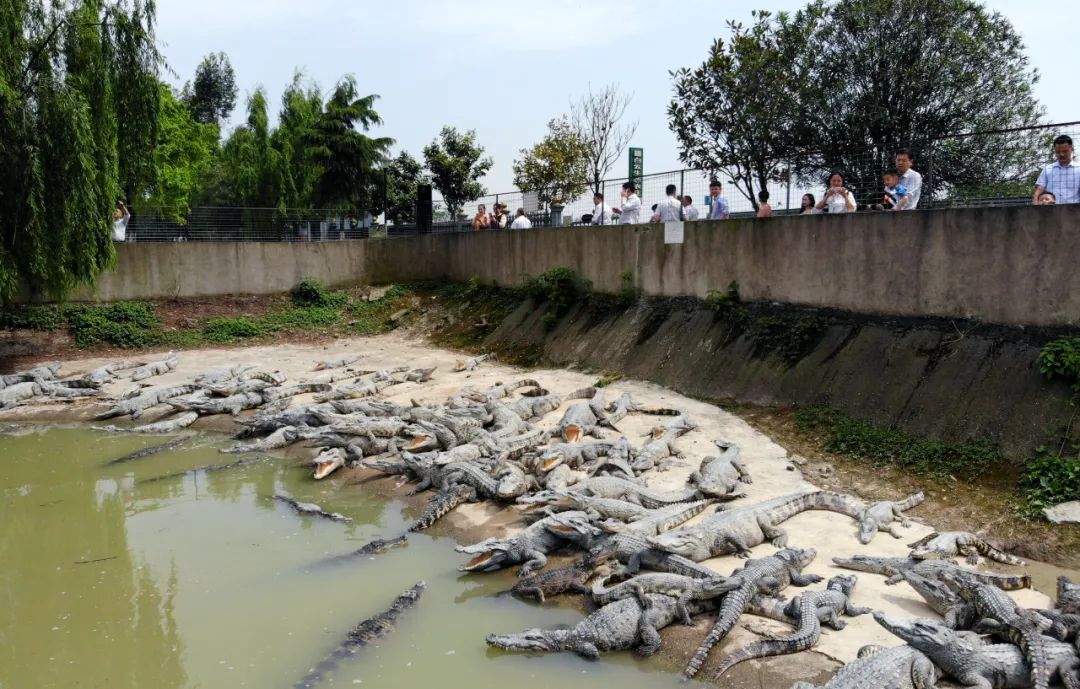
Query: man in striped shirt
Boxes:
[{"xmin": 1034, "ymin": 135, "xmax": 1080, "ymax": 205}]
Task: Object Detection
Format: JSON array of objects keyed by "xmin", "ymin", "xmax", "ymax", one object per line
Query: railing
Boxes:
[{"xmin": 126, "ymin": 121, "xmax": 1078, "ymax": 242}]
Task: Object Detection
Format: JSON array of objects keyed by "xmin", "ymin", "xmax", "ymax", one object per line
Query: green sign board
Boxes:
[{"xmin": 628, "ymin": 147, "xmax": 643, "ymax": 193}]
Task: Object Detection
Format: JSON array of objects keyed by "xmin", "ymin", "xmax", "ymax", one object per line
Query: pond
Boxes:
[{"xmin": 0, "ymin": 426, "xmax": 694, "ymax": 689}]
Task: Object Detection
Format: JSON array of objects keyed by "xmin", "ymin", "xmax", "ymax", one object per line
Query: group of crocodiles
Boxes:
[{"xmin": 12, "ymin": 352, "xmax": 1079, "ymax": 688}]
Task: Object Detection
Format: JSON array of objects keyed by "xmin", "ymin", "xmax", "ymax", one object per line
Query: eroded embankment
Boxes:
[{"xmin": 435, "ymin": 294, "xmax": 1078, "ymax": 464}]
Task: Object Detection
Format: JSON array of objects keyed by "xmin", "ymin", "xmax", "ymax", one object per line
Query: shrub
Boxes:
[
  {"xmin": 1019, "ymin": 447, "xmax": 1080, "ymax": 517},
  {"xmin": 1039, "ymin": 338, "xmax": 1080, "ymax": 393},
  {"xmin": 202, "ymin": 317, "xmax": 265, "ymax": 343},
  {"xmin": 0, "ymin": 305, "xmax": 65, "ymax": 330},
  {"xmin": 291, "ymin": 278, "xmax": 348, "ymax": 308},
  {"xmin": 66, "ymin": 302, "xmax": 160, "ymax": 348},
  {"xmin": 263, "ymin": 306, "xmax": 341, "ymax": 331},
  {"xmin": 520, "ymin": 266, "xmax": 591, "ymax": 319}
]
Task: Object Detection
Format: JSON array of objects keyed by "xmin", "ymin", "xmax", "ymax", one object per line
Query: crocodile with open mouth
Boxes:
[{"xmin": 456, "ymin": 510, "xmax": 600, "ymax": 576}]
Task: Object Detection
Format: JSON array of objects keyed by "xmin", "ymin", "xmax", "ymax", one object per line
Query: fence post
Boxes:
[
  {"xmin": 679, "ymin": 169, "xmax": 685, "ymax": 198},
  {"xmin": 926, "ymin": 147, "xmax": 935, "ymax": 209},
  {"xmin": 785, "ymin": 160, "xmax": 791, "ymax": 212}
]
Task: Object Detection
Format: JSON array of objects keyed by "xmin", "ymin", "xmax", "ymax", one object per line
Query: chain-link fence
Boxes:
[{"xmin": 126, "ymin": 121, "xmax": 1078, "ymax": 241}]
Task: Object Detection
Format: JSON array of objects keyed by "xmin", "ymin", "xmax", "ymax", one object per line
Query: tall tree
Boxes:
[
  {"xmin": 513, "ymin": 117, "xmax": 591, "ymax": 209},
  {"xmin": 423, "ymin": 127, "xmax": 492, "ymax": 219},
  {"xmin": 144, "ymin": 84, "xmax": 218, "ymax": 221},
  {"xmin": 383, "ymin": 151, "xmax": 425, "ymax": 225},
  {"xmin": 182, "ymin": 51, "xmax": 237, "ymax": 126},
  {"xmin": 271, "ymin": 70, "xmax": 323, "ymax": 209},
  {"xmin": 217, "ymin": 87, "xmax": 283, "ymax": 207},
  {"xmin": 796, "ymin": 0, "xmax": 1044, "ymax": 202},
  {"xmin": 305, "ymin": 75, "xmax": 393, "ymax": 209},
  {"xmin": 0, "ymin": 0, "xmax": 160, "ymax": 303},
  {"xmin": 570, "ymin": 84, "xmax": 638, "ymax": 195},
  {"xmin": 668, "ymin": 9, "xmax": 819, "ymax": 208}
]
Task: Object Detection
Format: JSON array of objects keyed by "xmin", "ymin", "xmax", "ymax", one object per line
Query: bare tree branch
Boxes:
[{"xmin": 570, "ymin": 84, "xmax": 639, "ymax": 195}]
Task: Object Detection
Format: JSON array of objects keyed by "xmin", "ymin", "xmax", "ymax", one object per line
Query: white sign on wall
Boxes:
[{"xmin": 664, "ymin": 221, "xmax": 684, "ymax": 244}]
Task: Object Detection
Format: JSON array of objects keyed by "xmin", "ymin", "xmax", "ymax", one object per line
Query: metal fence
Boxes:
[{"xmin": 127, "ymin": 121, "xmax": 1078, "ymax": 242}]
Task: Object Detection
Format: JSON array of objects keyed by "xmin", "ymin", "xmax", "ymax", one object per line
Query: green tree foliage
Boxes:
[
  {"xmin": 384, "ymin": 151, "xmax": 425, "ymax": 225},
  {"xmin": 182, "ymin": 51, "xmax": 237, "ymax": 126},
  {"xmin": 423, "ymin": 127, "xmax": 493, "ymax": 219},
  {"xmin": 144, "ymin": 84, "xmax": 218, "ymax": 221},
  {"xmin": 216, "ymin": 87, "xmax": 284, "ymax": 207},
  {"xmin": 669, "ymin": 9, "xmax": 817, "ymax": 208},
  {"xmin": 271, "ymin": 71, "xmax": 323, "ymax": 209},
  {"xmin": 796, "ymin": 0, "xmax": 1044, "ymax": 200},
  {"xmin": 513, "ymin": 117, "xmax": 591, "ymax": 209},
  {"xmin": 0, "ymin": 0, "xmax": 160, "ymax": 303},
  {"xmin": 305, "ymin": 75, "xmax": 393, "ymax": 209}
]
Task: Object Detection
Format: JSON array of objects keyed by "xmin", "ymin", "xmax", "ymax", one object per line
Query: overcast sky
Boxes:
[{"xmin": 156, "ymin": 0, "xmax": 1080, "ymax": 193}]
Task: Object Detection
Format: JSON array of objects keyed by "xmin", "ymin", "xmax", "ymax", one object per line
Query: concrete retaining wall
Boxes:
[{"xmin": 86, "ymin": 205, "xmax": 1080, "ymax": 327}]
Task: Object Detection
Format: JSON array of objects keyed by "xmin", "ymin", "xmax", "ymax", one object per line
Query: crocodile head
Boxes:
[
  {"xmin": 312, "ymin": 449, "xmax": 345, "ymax": 480},
  {"xmin": 495, "ymin": 464, "xmax": 528, "ymax": 500},
  {"xmin": 646, "ymin": 530, "xmax": 712, "ymax": 561},
  {"xmin": 485, "ymin": 629, "xmax": 566, "ymax": 652},
  {"xmin": 401, "ymin": 423, "xmax": 438, "ymax": 452},
  {"xmin": 827, "ymin": 574, "xmax": 859, "ymax": 596},
  {"xmin": 1059, "ymin": 576, "xmax": 1080, "ymax": 614},
  {"xmin": 544, "ymin": 512, "xmax": 602, "ymax": 547},
  {"xmin": 515, "ymin": 490, "xmax": 563, "ymax": 510},
  {"xmin": 539, "ymin": 447, "xmax": 567, "ymax": 472},
  {"xmin": 872, "ymin": 612, "xmax": 975, "ymax": 658},
  {"xmin": 458, "ymin": 545, "xmax": 513, "ymax": 573},
  {"xmin": 830, "ymin": 554, "xmax": 887, "ymax": 574},
  {"xmin": 899, "ymin": 571, "xmax": 957, "ymax": 609},
  {"xmin": 857, "ymin": 513, "xmax": 881, "ymax": 545},
  {"xmin": 562, "ymin": 424, "xmax": 584, "ymax": 443},
  {"xmin": 776, "ymin": 547, "xmax": 817, "ymax": 570},
  {"xmin": 584, "ymin": 540, "xmax": 618, "ymax": 567}
]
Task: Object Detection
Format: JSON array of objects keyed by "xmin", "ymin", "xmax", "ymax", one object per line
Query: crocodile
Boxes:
[
  {"xmin": 493, "ymin": 461, "xmax": 536, "ymax": 499},
  {"xmin": 261, "ymin": 383, "xmax": 333, "ymax": 402},
  {"xmin": 169, "ymin": 391, "xmax": 264, "ymax": 416},
  {"xmin": 832, "ymin": 554, "xmax": 1032, "ymax": 590},
  {"xmin": 402, "ymin": 366, "xmax": 437, "ymax": 383},
  {"xmin": 543, "ymin": 464, "xmax": 577, "ymax": 491},
  {"xmin": 510, "ymin": 541, "xmax": 616, "ymax": 603},
  {"xmin": 713, "ymin": 575, "xmax": 870, "ymax": 679},
  {"xmin": 0, "ymin": 381, "xmax": 42, "ymax": 408},
  {"xmin": 545, "ymin": 492, "xmax": 654, "ymax": 522},
  {"xmin": 330, "ymin": 399, "xmax": 411, "ymax": 417},
  {"xmin": 274, "ymin": 494, "xmax": 351, "ymax": 522},
  {"xmin": 646, "ymin": 412, "xmax": 696, "ymax": 440},
  {"xmin": 648, "ymin": 491, "xmax": 864, "ymax": 562},
  {"xmin": 940, "ymin": 572, "xmax": 1058, "ymax": 689},
  {"xmin": 408, "ymin": 485, "xmax": 475, "ymax": 532},
  {"xmin": 328, "ymin": 418, "xmax": 407, "ymax": 438},
  {"xmin": 552, "ymin": 399, "xmax": 616, "ymax": 442},
  {"xmin": 106, "ymin": 436, "xmax": 189, "ymax": 465},
  {"xmin": 486, "ymin": 402, "xmax": 532, "ymax": 439},
  {"xmin": 453, "ymin": 353, "xmax": 496, "ymax": 372},
  {"xmin": 897, "ymin": 570, "xmax": 976, "ymax": 629},
  {"xmin": 483, "ymin": 379, "xmax": 542, "ymax": 400},
  {"xmin": 313, "ymin": 379, "xmax": 400, "ymax": 402},
  {"xmin": 138, "ymin": 454, "xmax": 272, "ymax": 484},
  {"xmin": 313, "ymin": 448, "xmax": 347, "ymax": 480},
  {"xmin": 567, "ymin": 475, "xmax": 702, "ymax": 508},
  {"xmin": 313, "ymin": 535, "xmax": 409, "ymax": 568},
  {"xmin": 239, "ymin": 369, "xmax": 288, "ymax": 385},
  {"xmin": 629, "ymin": 435, "xmax": 685, "ymax": 474},
  {"xmin": 688, "ymin": 439, "xmax": 752, "ymax": 499},
  {"xmin": 292, "ymin": 581, "xmax": 424, "ymax": 689},
  {"xmin": 311, "ymin": 355, "xmax": 363, "ymax": 371},
  {"xmin": 510, "ymin": 386, "xmax": 595, "ymax": 422},
  {"xmin": 602, "ymin": 392, "xmax": 681, "ymax": 425},
  {"xmin": 486, "ymin": 592, "xmax": 717, "ymax": 659},
  {"xmin": 1061, "ymin": 577, "xmax": 1080, "ymax": 614},
  {"xmin": 909, "ymin": 532, "xmax": 1026, "ymax": 566},
  {"xmin": 204, "ymin": 379, "xmax": 272, "ymax": 397},
  {"xmin": 95, "ymin": 411, "xmax": 200, "ymax": 434},
  {"xmin": 195, "ymin": 365, "xmax": 256, "ymax": 384},
  {"xmin": 81, "ymin": 360, "xmax": 144, "ymax": 386},
  {"xmin": 682, "ymin": 546, "xmax": 822, "ymax": 679},
  {"xmin": 456, "ymin": 510, "xmax": 600, "ymax": 575},
  {"xmin": 875, "ymin": 611, "xmax": 1080, "ymax": 689},
  {"xmin": 604, "ymin": 531, "xmax": 729, "ymax": 580},
  {"xmin": 592, "ymin": 572, "xmax": 739, "ymax": 625},
  {"xmin": 856, "ymin": 491, "xmax": 924, "ymax": 543},
  {"xmin": 130, "ymin": 355, "xmax": 179, "ymax": 381},
  {"xmin": 222, "ymin": 425, "xmax": 299, "ymax": 454},
  {"xmin": 790, "ymin": 644, "xmax": 939, "ymax": 689},
  {"xmin": 599, "ymin": 499, "xmax": 715, "ymax": 537}
]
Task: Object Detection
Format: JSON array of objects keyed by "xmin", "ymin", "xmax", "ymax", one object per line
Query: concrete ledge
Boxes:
[{"xmin": 77, "ymin": 205, "xmax": 1080, "ymax": 327}]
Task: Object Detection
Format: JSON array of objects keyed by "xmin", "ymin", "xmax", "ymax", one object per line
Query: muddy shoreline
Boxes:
[{"xmin": 2, "ymin": 331, "xmax": 1077, "ymax": 686}]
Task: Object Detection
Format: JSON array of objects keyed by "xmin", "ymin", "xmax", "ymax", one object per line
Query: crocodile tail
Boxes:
[
  {"xmin": 1016, "ymin": 626, "xmax": 1052, "ymax": 689},
  {"xmin": 683, "ymin": 583, "xmax": 753, "ymax": 678},
  {"xmin": 977, "ymin": 540, "xmax": 1026, "ymax": 567},
  {"xmin": 510, "ymin": 379, "xmax": 542, "ymax": 391},
  {"xmin": 567, "ymin": 387, "xmax": 597, "ymax": 400},
  {"xmin": 975, "ymin": 572, "xmax": 1032, "ymax": 590},
  {"xmin": 408, "ymin": 487, "xmax": 470, "ymax": 532},
  {"xmin": 808, "ymin": 491, "xmax": 864, "ymax": 519},
  {"xmin": 712, "ymin": 635, "xmax": 811, "ymax": 680},
  {"xmin": 896, "ymin": 491, "xmax": 926, "ymax": 511}
]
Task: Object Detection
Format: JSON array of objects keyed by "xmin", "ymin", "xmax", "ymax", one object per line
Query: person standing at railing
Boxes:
[
  {"xmin": 1038, "ymin": 190, "xmax": 1057, "ymax": 205},
  {"xmin": 471, "ymin": 204, "xmax": 490, "ymax": 230},
  {"xmin": 755, "ymin": 189, "xmax": 774, "ymax": 217},
  {"xmin": 895, "ymin": 148, "xmax": 921, "ymax": 210},
  {"xmin": 112, "ymin": 200, "xmax": 130, "ymax": 242},
  {"xmin": 707, "ymin": 179, "xmax": 729, "ymax": 220},
  {"xmin": 591, "ymin": 193, "xmax": 614, "ymax": 225},
  {"xmin": 510, "ymin": 208, "xmax": 532, "ymax": 229},
  {"xmin": 815, "ymin": 171, "xmax": 857, "ymax": 213},
  {"xmin": 800, "ymin": 193, "xmax": 817, "ymax": 214},
  {"xmin": 490, "ymin": 204, "xmax": 507, "ymax": 229},
  {"xmin": 681, "ymin": 195, "xmax": 700, "ymax": 221},
  {"xmin": 651, "ymin": 184, "xmax": 683, "ymax": 223},
  {"xmin": 611, "ymin": 182, "xmax": 641, "ymax": 225},
  {"xmin": 1033, "ymin": 135, "xmax": 1080, "ymax": 205}
]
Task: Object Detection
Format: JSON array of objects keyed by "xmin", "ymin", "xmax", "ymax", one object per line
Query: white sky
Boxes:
[{"xmin": 156, "ymin": 0, "xmax": 1080, "ymax": 194}]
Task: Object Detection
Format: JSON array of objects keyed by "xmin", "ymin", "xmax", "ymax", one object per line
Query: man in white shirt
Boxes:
[
  {"xmin": 112, "ymin": 200, "xmax": 130, "ymax": 241},
  {"xmin": 510, "ymin": 208, "xmax": 532, "ymax": 229},
  {"xmin": 681, "ymin": 195, "xmax": 700, "ymax": 221},
  {"xmin": 1034, "ymin": 135, "xmax": 1080, "ymax": 205},
  {"xmin": 612, "ymin": 182, "xmax": 641, "ymax": 225},
  {"xmin": 590, "ymin": 193, "xmax": 614, "ymax": 225},
  {"xmin": 651, "ymin": 184, "xmax": 683, "ymax": 223},
  {"xmin": 895, "ymin": 148, "xmax": 922, "ymax": 210}
]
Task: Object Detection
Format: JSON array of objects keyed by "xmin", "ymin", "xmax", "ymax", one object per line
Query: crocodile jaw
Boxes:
[
  {"xmin": 485, "ymin": 630, "xmax": 555, "ymax": 652},
  {"xmin": 404, "ymin": 434, "xmax": 436, "ymax": 451},
  {"xmin": 460, "ymin": 550, "xmax": 510, "ymax": 572},
  {"xmin": 562, "ymin": 425, "xmax": 583, "ymax": 443},
  {"xmin": 313, "ymin": 453, "xmax": 345, "ymax": 480}
]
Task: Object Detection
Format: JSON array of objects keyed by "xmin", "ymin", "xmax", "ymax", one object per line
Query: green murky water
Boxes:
[{"xmin": 0, "ymin": 426, "xmax": 691, "ymax": 689}]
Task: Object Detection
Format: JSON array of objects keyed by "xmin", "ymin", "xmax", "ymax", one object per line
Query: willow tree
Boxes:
[{"xmin": 0, "ymin": 0, "xmax": 160, "ymax": 303}]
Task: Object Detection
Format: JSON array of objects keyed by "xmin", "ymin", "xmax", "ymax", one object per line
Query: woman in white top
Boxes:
[
  {"xmin": 815, "ymin": 172, "xmax": 857, "ymax": 214},
  {"xmin": 112, "ymin": 200, "xmax": 130, "ymax": 241}
]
